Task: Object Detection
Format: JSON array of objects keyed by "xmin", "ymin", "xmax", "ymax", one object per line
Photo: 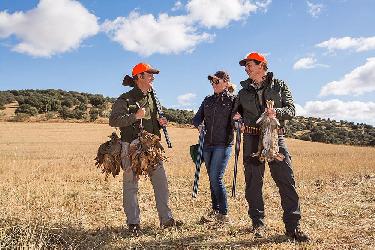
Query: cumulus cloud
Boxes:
[
  {"xmin": 316, "ymin": 36, "xmax": 375, "ymax": 53},
  {"xmin": 186, "ymin": 0, "xmax": 258, "ymax": 28},
  {"xmin": 172, "ymin": 1, "xmax": 183, "ymax": 11},
  {"xmin": 102, "ymin": 12, "xmax": 213, "ymax": 56},
  {"xmin": 177, "ymin": 93, "xmax": 197, "ymax": 106},
  {"xmin": 293, "ymin": 56, "xmax": 328, "ymax": 70},
  {"xmin": 306, "ymin": 1, "xmax": 324, "ymax": 18},
  {"xmin": 0, "ymin": 0, "xmax": 99, "ymax": 57},
  {"xmin": 297, "ymin": 99, "xmax": 375, "ymax": 125},
  {"xmin": 295, "ymin": 103, "xmax": 308, "ymax": 116},
  {"xmin": 320, "ymin": 58, "xmax": 375, "ymax": 96},
  {"xmin": 102, "ymin": 0, "xmax": 271, "ymax": 56}
]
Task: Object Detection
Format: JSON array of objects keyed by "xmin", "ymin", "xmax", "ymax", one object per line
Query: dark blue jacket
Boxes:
[{"xmin": 193, "ymin": 90, "xmax": 236, "ymax": 146}]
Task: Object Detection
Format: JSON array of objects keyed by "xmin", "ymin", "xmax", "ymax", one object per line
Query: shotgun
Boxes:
[
  {"xmin": 151, "ymin": 89, "xmax": 172, "ymax": 148},
  {"xmin": 231, "ymin": 119, "xmax": 242, "ymax": 197},
  {"xmin": 192, "ymin": 125, "xmax": 205, "ymax": 198}
]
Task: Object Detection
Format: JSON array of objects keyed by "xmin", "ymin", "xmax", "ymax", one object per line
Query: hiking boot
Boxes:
[
  {"xmin": 252, "ymin": 225, "xmax": 265, "ymax": 238},
  {"xmin": 128, "ymin": 224, "xmax": 141, "ymax": 236},
  {"xmin": 200, "ymin": 209, "xmax": 219, "ymax": 223},
  {"xmin": 285, "ymin": 226, "xmax": 310, "ymax": 242},
  {"xmin": 161, "ymin": 218, "xmax": 183, "ymax": 229},
  {"xmin": 215, "ymin": 213, "xmax": 230, "ymax": 224}
]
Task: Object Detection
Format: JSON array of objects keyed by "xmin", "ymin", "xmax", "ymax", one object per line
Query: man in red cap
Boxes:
[
  {"xmin": 233, "ymin": 52, "xmax": 309, "ymax": 242},
  {"xmin": 109, "ymin": 62, "xmax": 181, "ymax": 235}
]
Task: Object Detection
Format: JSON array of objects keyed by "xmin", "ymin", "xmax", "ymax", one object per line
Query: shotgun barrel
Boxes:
[{"xmin": 151, "ymin": 89, "xmax": 172, "ymax": 148}]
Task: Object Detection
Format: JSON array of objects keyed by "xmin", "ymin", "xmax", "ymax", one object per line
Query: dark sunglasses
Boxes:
[{"xmin": 210, "ymin": 79, "xmax": 220, "ymax": 85}]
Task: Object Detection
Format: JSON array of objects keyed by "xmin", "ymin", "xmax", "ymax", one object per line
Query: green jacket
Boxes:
[
  {"xmin": 234, "ymin": 72, "xmax": 295, "ymax": 128},
  {"xmin": 109, "ymin": 86, "xmax": 161, "ymax": 143}
]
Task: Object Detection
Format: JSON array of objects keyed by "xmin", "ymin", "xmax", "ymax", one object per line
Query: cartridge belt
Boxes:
[{"xmin": 243, "ymin": 126, "xmax": 285, "ymax": 135}]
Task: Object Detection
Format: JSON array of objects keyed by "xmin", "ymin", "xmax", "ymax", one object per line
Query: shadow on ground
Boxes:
[{"xmin": 1, "ymin": 219, "xmax": 301, "ymax": 249}]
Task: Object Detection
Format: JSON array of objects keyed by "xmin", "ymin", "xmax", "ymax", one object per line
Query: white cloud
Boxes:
[
  {"xmin": 293, "ymin": 56, "xmax": 329, "ymax": 70},
  {"xmin": 177, "ymin": 93, "xmax": 197, "ymax": 106},
  {"xmin": 255, "ymin": 0, "xmax": 272, "ymax": 13},
  {"xmin": 306, "ymin": 1, "xmax": 324, "ymax": 18},
  {"xmin": 172, "ymin": 1, "xmax": 183, "ymax": 11},
  {"xmin": 295, "ymin": 103, "xmax": 308, "ymax": 116},
  {"xmin": 320, "ymin": 58, "xmax": 375, "ymax": 96},
  {"xmin": 316, "ymin": 36, "xmax": 375, "ymax": 53},
  {"xmin": 293, "ymin": 57, "xmax": 316, "ymax": 69},
  {"xmin": 297, "ymin": 99, "xmax": 375, "ymax": 125},
  {"xmin": 186, "ymin": 0, "xmax": 259, "ymax": 28},
  {"xmin": 0, "ymin": 0, "xmax": 99, "ymax": 57},
  {"xmin": 102, "ymin": 11, "xmax": 213, "ymax": 56},
  {"xmin": 102, "ymin": 0, "xmax": 271, "ymax": 56}
]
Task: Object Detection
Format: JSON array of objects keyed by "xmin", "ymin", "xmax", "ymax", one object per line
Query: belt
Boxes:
[
  {"xmin": 243, "ymin": 126, "xmax": 261, "ymax": 135},
  {"xmin": 243, "ymin": 126, "xmax": 285, "ymax": 135}
]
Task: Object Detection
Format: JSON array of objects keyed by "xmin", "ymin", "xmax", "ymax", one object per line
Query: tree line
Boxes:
[
  {"xmin": 284, "ymin": 116, "xmax": 375, "ymax": 146},
  {"xmin": 1, "ymin": 90, "xmax": 374, "ymax": 147},
  {"xmin": 0, "ymin": 89, "xmax": 114, "ymax": 121}
]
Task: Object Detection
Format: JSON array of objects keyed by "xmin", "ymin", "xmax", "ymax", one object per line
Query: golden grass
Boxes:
[{"xmin": 0, "ymin": 122, "xmax": 374, "ymax": 249}]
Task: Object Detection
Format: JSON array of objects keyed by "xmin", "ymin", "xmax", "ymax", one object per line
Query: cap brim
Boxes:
[
  {"xmin": 239, "ymin": 59, "xmax": 247, "ymax": 66},
  {"xmin": 146, "ymin": 68, "xmax": 160, "ymax": 74},
  {"xmin": 208, "ymin": 75, "xmax": 220, "ymax": 81}
]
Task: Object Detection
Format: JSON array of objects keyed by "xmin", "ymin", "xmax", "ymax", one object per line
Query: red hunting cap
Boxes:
[
  {"xmin": 132, "ymin": 62, "xmax": 160, "ymax": 76},
  {"xmin": 239, "ymin": 52, "xmax": 267, "ymax": 66}
]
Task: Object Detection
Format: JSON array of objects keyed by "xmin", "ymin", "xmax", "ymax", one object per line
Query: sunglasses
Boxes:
[{"xmin": 210, "ymin": 79, "xmax": 220, "ymax": 85}]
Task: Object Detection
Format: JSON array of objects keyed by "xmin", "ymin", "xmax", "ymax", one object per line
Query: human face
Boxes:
[
  {"xmin": 137, "ymin": 72, "xmax": 155, "ymax": 91},
  {"xmin": 211, "ymin": 78, "xmax": 227, "ymax": 94},
  {"xmin": 245, "ymin": 60, "xmax": 264, "ymax": 80}
]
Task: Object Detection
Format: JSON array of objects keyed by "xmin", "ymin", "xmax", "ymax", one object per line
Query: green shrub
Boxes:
[
  {"xmin": 89, "ymin": 108, "xmax": 100, "ymax": 121},
  {"xmin": 11, "ymin": 113, "xmax": 30, "ymax": 122},
  {"xmin": 15, "ymin": 104, "xmax": 38, "ymax": 116}
]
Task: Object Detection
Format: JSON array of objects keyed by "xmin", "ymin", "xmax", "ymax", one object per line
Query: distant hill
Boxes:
[
  {"xmin": 1, "ymin": 89, "xmax": 374, "ymax": 146},
  {"xmin": 284, "ymin": 116, "xmax": 374, "ymax": 146}
]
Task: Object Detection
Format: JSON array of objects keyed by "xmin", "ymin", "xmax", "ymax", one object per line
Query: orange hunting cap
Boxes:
[
  {"xmin": 132, "ymin": 62, "xmax": 160, "ymax": 76},
  {"xmin": 239, "ymin": 52, "xmax": 267, "ymax": 66}
]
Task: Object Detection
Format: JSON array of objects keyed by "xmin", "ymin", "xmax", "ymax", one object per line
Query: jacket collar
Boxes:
[
  {"xmin": 240, "ymin": 72, "xmax": 274, "ymax": 91},
  {"xmin": 128, "ymin": 85, "xmax": 149, "ymax": 102},
  {"xmin": 213, "ymin": 89, "xmax": 231, "ymax": 98}
]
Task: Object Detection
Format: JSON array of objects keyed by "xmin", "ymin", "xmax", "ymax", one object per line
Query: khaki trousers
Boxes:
[{"xmin": 121, "ymin": 142, "xmax": 173, "ymax": 225}]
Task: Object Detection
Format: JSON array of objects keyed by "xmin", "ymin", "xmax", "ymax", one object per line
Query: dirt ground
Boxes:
[{"xmin": 0, "ymin": 122, "xmax": 374, "ymax": 249}]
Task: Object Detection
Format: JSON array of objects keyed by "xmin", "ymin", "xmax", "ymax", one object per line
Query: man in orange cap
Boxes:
[
  {"xmin": 109, "ymin": 62, "xmax": 181, "ymax": 235},
  {"xmin": 233, "ymin": 52, "xmax": 309, "ymax": 242}
]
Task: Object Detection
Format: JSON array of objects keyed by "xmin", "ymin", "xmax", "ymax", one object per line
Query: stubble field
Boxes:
[{"xmin": 0, "ymin": 122, "xmax": 374, "ymax": 249}]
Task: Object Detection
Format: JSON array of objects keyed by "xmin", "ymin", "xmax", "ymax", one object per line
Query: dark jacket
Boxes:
[
  {"xmin": 233, "ymin": 72, "xmax": 295, "ymax": 128},
  {"xmin": 109, "ymin": 86, "xmax": 161, "ymax": 143},
  {"xmin": 193, "ymin": 90, "xmax": 236, "ymax": 147}
]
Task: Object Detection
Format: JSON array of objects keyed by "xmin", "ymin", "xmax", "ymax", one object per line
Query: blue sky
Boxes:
[{"xmin": 1, "ymin": 0, "xmax": 375, "ymax": 124}]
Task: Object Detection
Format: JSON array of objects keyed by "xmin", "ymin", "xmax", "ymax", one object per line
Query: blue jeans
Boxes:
[{"xmin": 203, "ymin": 145, "xmax": 232, "ymax": 215}]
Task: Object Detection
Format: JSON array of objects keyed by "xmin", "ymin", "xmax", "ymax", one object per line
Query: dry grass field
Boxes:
[{"xmin": 0, "ymin": 122, "xmax": 374, "ymax": 249}]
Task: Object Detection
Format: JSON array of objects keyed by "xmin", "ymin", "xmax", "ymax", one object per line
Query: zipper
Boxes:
[{"xmin": 210, "ymin": 95, "xmax": 219, "ymax": 144}]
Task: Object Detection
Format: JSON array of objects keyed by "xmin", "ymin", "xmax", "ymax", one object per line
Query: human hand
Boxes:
[
  {"xmin": 233, "ymin": 112, "xmax": 242, "ymax": 121},
  {"xmin": 158, "ymin": 117, "xmax": 168, "ymax": 127},
  {"xmin": 266, "ymin": 108, "xmax": 276, "ymax": 118},
  {"xmin": 135, "ymin": 108, "xmax": 146, "ymax": 120},
  {"xmin": 197, "ymin": 124, "xmax": 204, "ymax": 133}
]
